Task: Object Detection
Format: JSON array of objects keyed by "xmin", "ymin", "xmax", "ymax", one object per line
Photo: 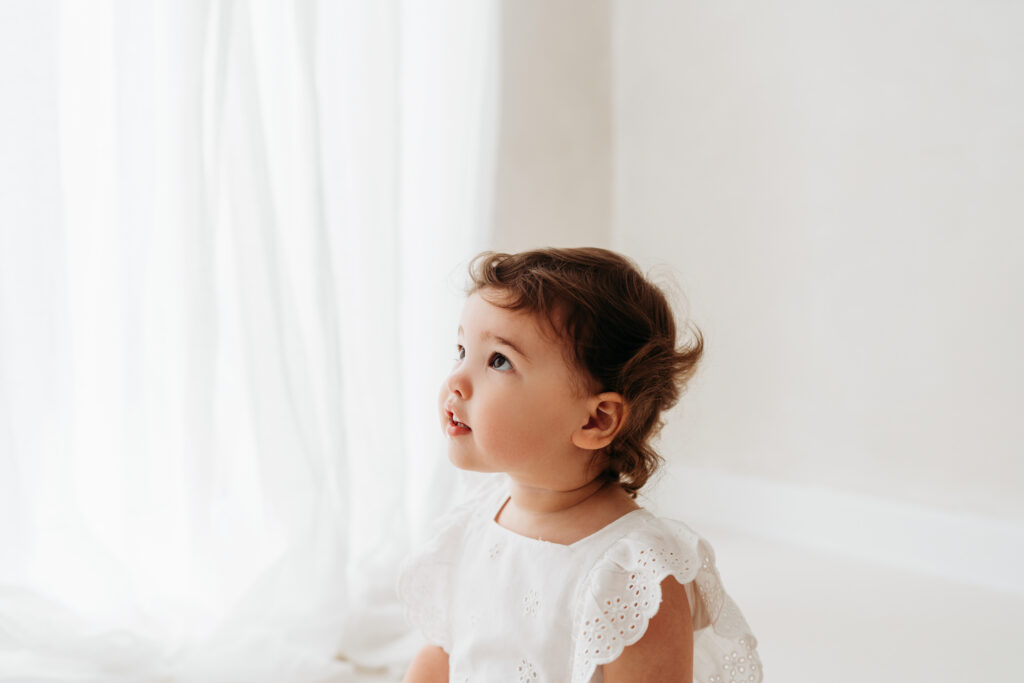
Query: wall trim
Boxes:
[{"xmin": 645, "ymin": 466, "xmax": 1024, "ymax": 597}]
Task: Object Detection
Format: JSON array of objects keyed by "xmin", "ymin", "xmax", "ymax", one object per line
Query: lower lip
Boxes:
[{"xmin": 446, "ymin": 422, "xmax": 471, "ymax": 437}]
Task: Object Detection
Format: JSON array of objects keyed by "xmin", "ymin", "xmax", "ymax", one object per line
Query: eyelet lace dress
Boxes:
[{"xmin": 397, "ymin": 476, "xmax": 762, "ymax": 682}]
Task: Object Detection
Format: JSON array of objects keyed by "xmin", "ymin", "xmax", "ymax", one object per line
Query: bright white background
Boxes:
[
  {"xmin": 1, "ymin": 0, "xmax": 495, "ymax": 680},
  {"xmin": 3, "ymin": 1, "xmax": 1023, "ymax": 682}
]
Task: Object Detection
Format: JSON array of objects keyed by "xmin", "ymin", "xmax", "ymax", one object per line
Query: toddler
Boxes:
[{"xmin": 398, "ymin": 248, "xmax": 762, "ymax": 682}]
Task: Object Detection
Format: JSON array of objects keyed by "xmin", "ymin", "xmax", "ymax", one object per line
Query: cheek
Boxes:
[{"xmin": 477, "ymin": 398, "xmax": 574, "ymax": 454}]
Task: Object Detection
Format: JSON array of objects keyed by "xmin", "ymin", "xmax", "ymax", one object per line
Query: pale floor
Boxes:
[
  {"xmin": 703, "ymin": 525, "xmax": 1023, "ymax": 682},
  {"xmin": 353, "ymin": 527, "xmax": 1024, "ymax": 682}
]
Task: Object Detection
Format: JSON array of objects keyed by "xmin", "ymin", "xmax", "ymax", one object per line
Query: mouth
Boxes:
[{"xmin": 446, "ymin": 409, "xmax": 471, "ymax": 431}]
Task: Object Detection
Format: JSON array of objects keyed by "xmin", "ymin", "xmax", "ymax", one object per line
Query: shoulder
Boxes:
[
  {"xmin": 581, "ymin": 513, "xmax": 708, "ymax": 596},
  {"xmin": 419, "ymin": 473, "xmax": 508, "ymax": 543},
  {"xmin": 569, "ymin": 513, "xmax": 763, "ymax": 683},
  {"xmin": 400, "ymin": 473, "xmax": 507, "ymax": 576},
  {"xmin": 396, "ymin": 474, "xmax": 507, "ymax": 650}
]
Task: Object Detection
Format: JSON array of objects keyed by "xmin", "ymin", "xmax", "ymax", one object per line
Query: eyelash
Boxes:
[
  {"xmin": 489, "ymin": 352, "xmax": 512, "ymax": 371},
  {"xmin": 454, "ymin": 345, "xmax": 514, "ymax": 371}
]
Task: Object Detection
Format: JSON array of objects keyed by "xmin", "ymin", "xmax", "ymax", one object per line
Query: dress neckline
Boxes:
[{"xmin": 488, "ymin": 489, "xmax": 649, "ymax": 549}]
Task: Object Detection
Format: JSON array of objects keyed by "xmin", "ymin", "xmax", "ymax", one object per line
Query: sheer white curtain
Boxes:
[{"xmin": 0, "ymin": 1, "xmax": 496, "ymax": 681}]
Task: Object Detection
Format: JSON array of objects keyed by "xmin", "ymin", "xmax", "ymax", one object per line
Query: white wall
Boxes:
[
  {"xmin": 613, "ymin": 1, "xmax": 1024, "ymax": 525},
  {"xmin": 490, "ymin": 0, "xmax": 612, "ymax": 251}
]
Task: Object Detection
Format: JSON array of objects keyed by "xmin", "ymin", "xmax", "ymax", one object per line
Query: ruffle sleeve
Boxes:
[
  {"xmin": 570, "ymin": 517, "xmax": 762, "ymax": 683},
  {"xmin": 395, "ymin": 519, "xmax": 461, "ymax": 652},
  {"xmin": 396, "ymin": 474, "xmax": 507, "ymax": 653}
]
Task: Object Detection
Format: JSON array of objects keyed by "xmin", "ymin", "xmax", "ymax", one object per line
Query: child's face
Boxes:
[{"xmin": 438, "ymin": 289, "xmax": 597, "ymax": 489}]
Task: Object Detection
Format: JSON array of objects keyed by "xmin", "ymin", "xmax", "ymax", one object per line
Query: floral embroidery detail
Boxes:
[
  {"xmin": 578, "ymin": 590, "xmax": 644, "ymax": 662},
  {"xmin": 517, "ymin": 658, "xmax": 538, "ymax": 681},
  {"xmin": 397, "ymin": 557, "xmax": 449, "ymax": 648},
  {"xmin": 696, "ymin": 548, "xmax": 725, "ymax": 619},
  {"xmin": 522, "ymin": 589, "xmax": 540, "ymax": 616},
  {"xmin": 488, "ymin": 542, "xmax": 502, "ymax": 559},
  {"xmin": 719, "ymin": 641, "xmax": 761, "ymax": 682},
  {"xmin": 571, "ymin": 521, "xmax": 761, "ymax": 683}
]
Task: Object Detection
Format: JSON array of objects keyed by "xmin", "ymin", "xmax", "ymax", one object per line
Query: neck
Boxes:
[
  {"xmin": 496, "ymin": 474, "xmax": 640, "ymax": 545},
  {"xmin": 506, "ymin": 476, "xmax": 611, "ymax": 517}
]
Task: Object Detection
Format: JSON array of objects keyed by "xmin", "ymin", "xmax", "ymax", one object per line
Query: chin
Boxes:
[
  {"xmin": 446, "ymin": 450, "xmax": 491, "ymax": 474},
  {"xmin": 446, "ymin": 449, "xmax": 473, "ymax": 470}
]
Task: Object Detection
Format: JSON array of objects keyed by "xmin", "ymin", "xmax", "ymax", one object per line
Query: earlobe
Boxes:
[{"xmin": 572, "ymin": 392, "xmax": 627, "ymax": 451}]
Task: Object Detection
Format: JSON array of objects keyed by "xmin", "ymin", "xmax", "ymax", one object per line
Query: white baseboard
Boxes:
[{"xmin": 644, "ymin": 466, "xmax": 1024, "ymax": 597}]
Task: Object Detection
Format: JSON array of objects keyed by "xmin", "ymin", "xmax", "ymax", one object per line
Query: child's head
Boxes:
[{"xmin": 463, "ymin": 247, "xmax": 703, "ymax": 496}]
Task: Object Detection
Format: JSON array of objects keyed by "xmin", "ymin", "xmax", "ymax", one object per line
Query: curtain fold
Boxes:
[{"xmin": 0, "ymin": 1, "xmax": 497, "ymax": 680}]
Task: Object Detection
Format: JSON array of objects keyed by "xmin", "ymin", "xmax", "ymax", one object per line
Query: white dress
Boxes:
[{"xmin": 397, "ymin": 476, "xmax": 762, "ymax": 683}]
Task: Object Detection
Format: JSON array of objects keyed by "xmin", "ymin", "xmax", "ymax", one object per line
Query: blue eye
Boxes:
[{"xmin": 489, "ymin": 352, "xmax": 513, "ymax": 371}]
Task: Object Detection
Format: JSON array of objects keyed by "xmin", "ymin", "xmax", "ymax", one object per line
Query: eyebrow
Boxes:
[{"xmin": 458, "ymin": 326, "xmax": 530, "ymax": 361}]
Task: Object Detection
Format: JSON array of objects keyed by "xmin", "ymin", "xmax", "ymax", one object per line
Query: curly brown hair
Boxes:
[{"xmin": 467, "ymin": 247, "xmax": 704, "ymax": 497}]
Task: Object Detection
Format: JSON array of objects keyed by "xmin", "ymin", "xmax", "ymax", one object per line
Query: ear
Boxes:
[{"xmin": 571, "ymin": 392, "xmax": 628, "ymax": 451}]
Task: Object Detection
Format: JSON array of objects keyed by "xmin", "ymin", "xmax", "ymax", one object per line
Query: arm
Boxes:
[
  {"xmin": 402, "ymin": 644, "xmax": 449, "ymax": 683},
  {"xmin": 602, "ymin": 576, "xmax": 694, "ymax": 683}
]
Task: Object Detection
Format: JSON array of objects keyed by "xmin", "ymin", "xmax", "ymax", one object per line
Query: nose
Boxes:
[{"xmin": 446, "ymin": 366, "xmax": 471, "ymax": 399}]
